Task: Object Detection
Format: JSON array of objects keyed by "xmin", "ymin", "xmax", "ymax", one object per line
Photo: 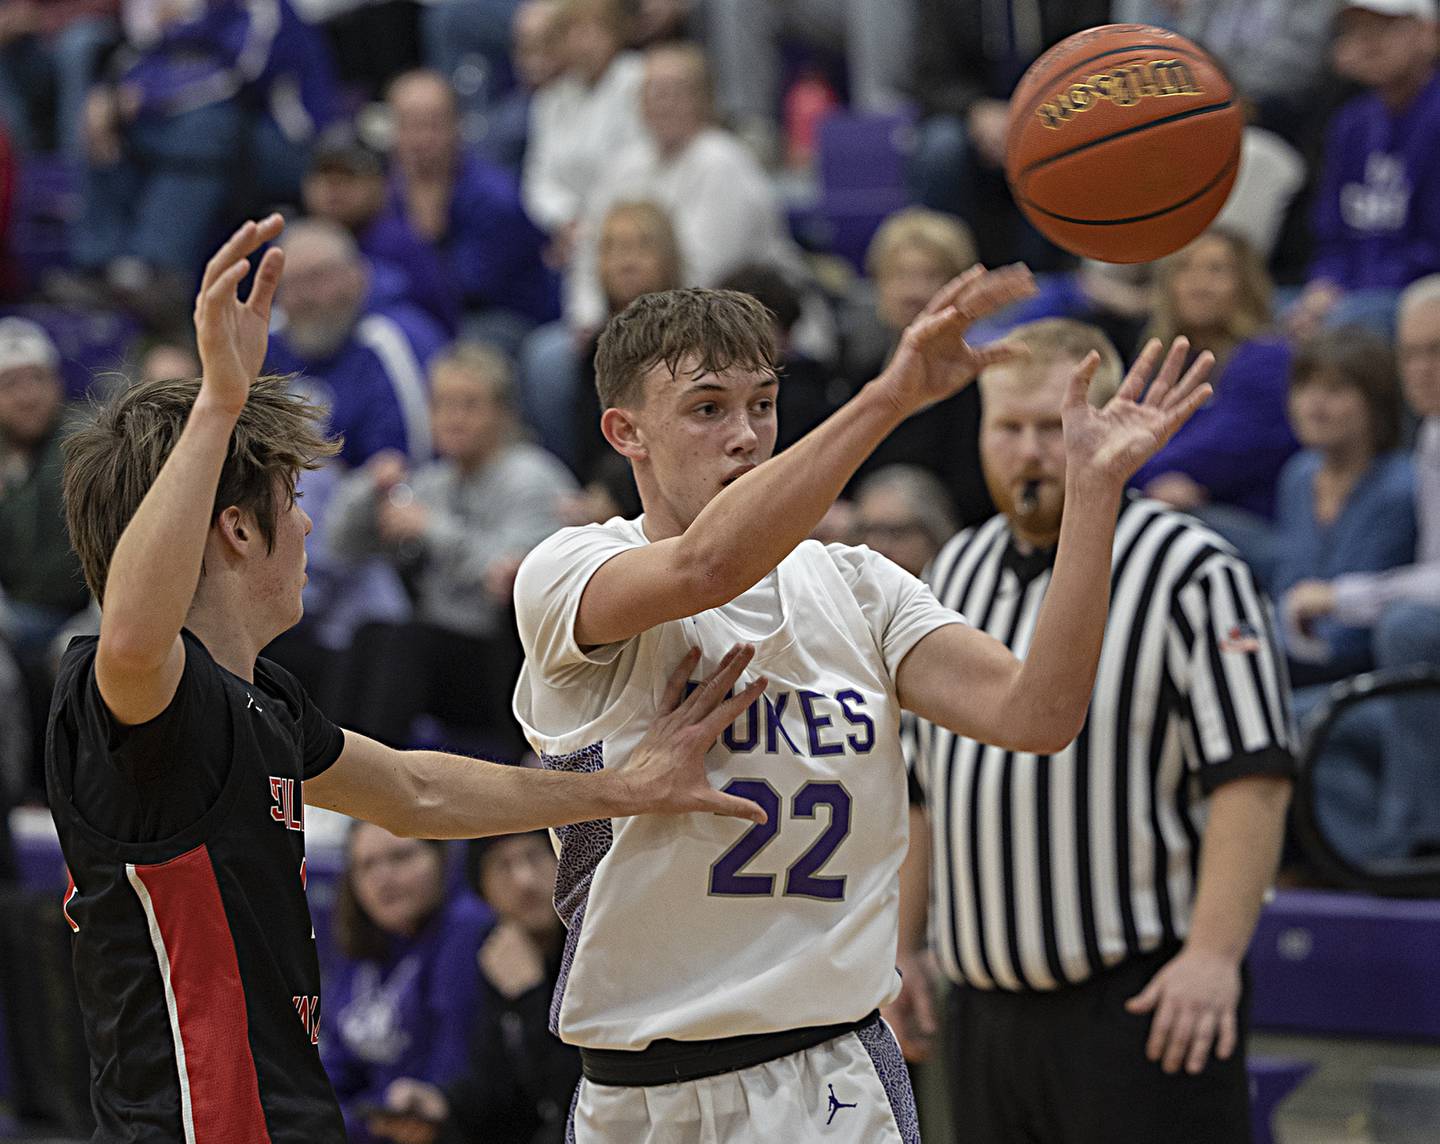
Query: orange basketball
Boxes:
[{"xmin": 1004, "ymin": 24, "xmax": 1244, "ymax": 264}]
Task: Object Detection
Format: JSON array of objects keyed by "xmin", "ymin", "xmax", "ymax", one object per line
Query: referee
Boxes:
[{"xmin": 888, "ymin": 320, "xmax": 1295, "ymax": 1143}]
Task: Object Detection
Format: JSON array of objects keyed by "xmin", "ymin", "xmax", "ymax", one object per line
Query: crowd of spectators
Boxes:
[{"xmin": 3, "ymin": 0, "xmax": 1440, "ymax": 1136}]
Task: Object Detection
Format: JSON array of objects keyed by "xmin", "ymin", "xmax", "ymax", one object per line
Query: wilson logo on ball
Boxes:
[{"xmin": 1036, "ymin": 60, "xmax": 1203, "ymax": 130}]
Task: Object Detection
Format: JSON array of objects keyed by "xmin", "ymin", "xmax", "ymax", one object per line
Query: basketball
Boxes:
[{"xmin": 1004, "ymin": 24, "xmax": 1244, "ymax": 264}]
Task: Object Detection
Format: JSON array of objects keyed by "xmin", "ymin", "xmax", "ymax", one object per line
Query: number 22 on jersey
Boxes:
[{"xmin": 708, "ymin": 779, "xmax": 852, "ymax": 900}]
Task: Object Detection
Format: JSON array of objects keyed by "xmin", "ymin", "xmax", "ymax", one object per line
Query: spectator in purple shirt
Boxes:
[
  {"xmin": 383, "ymin": 69, "xmax": 558, "ymax": 352},
  {"xmin": 323, "ymin": 824, "xmax": 494, "ymax": 1144},
  {"xmin": 1133, "ymin": 230, "xmax": 1300, "ymax": 535},
  {"xmin": 265, "ymin": 218, "xmax": 444, "ymax": 470},
  {"xmin": 303, "ymin": 128, "xmax": 462, "ymax": 335},
  {"xmin": 1288, "ymin": 0, "xmax": 1440, "ymax": 341}
]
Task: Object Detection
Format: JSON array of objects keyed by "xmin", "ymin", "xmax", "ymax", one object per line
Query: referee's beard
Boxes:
[{"xmin": 988, "ymin": 470, "xmax": 1065, "ymax": 550}]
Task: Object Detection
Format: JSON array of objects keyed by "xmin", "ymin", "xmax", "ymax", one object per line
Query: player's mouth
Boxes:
[{"xmin": 721, "ymin": 465, "xmax": 756, "ymax": 487}]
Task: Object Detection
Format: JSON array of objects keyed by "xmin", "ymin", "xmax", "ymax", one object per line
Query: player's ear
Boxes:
[
  {"xmin": 601, "ymin": 407, "xmax": 647, "ymax": 461},
  {"xmin": 215, "ymin": 505, "xmax": 252, "ymax": 555}
]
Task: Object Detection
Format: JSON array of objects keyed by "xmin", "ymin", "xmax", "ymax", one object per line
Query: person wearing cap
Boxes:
[
  {"xmin": 303, "ymin": 130, "xmax": 462, "ymax": 337},
  {"xmin": 0, "ymin": 317, "xmax": 90, "ymax": 793},
  {"xmin": 1288, "ymin": 0, "xmax": 1440, "ymax": 340}
]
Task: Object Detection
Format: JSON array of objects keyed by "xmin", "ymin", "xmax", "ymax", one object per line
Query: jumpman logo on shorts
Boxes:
[{"xmin": 826, "ymin": 1084, "xmax": 857, "ymax": 1124}]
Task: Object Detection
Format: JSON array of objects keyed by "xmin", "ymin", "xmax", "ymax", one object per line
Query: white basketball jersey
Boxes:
[{"xmin": 512, "ymin": 517, "xmax": 963, "ymax": 1050}]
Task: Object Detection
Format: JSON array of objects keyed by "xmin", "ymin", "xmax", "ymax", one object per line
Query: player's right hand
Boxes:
[
  {"xmin": 617, "ymin": 644, "xmax": 770, "ymax": 823},
  {"xmin": 875, "ymin": 263, "xmax": 1037, "ymax": 418},
  {"xmin": 195, "ymin": 214, "xmax": 286, "ymax": 416},
  {"xmin": 884, "ymin": 948, "xmax": 940, "ymax": 1062}
]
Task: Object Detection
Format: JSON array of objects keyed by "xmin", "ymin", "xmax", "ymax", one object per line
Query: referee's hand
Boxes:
[
  {"xmin": 884, "ymin": 949, "xmax": 940, "ymax": 1062},
  {"xmin": 1125, "ymin": 946, "xmax": 1242, "ymax": 1075}
]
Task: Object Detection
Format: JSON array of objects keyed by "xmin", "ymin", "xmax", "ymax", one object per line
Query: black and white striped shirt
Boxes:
[{"xmin": 912, "ymin": 497, "xmax": 1294, "ymax": 992}]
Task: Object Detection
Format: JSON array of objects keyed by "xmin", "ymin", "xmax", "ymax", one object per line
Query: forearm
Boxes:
[
  {"xmin": 99, "ymin": 397, "xmax": 236, "ymax": 664},
  {"xmin": 317, "ymin": 747, "xmax": 635, "ymax": 839},
  {"xmin": 1000, "ymin": 475, "xmax": 1124, "ymax": 747},
  {"xmin": 676, "ymin": 382, "xmax": 906, "ymax": 598},
  {"xmin": 898, "ymin": 804, "xmax": 931, "ymax": 955},
  {"xmin": 1186, "ymin": 776, "xmax": 1292, "ymax": 960}
]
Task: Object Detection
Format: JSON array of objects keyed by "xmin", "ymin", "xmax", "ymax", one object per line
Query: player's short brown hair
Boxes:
[
  {"xmin": 981, "ymin": 318, "xmax": 1126, "ymax": 406},
  {"xmin": 62, "ymin": 375, "xmax": 338, "ymax": 603},
  {"xmin": 594, "ymin": 287, "xmax": 777, "ymax": 410}
]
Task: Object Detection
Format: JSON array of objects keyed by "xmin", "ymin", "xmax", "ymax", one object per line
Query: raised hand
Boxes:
[
  {"xmin": 1062, "ymin": 337, "xmax": 1214, "ymax": 489},
  {"xmin": 876, "ymin": 263, "xmax": 1038, "ymax": 417},
  {"xmin": 615, "ymin": 644, "xmax": 770, "ymax": 823},
  {"xmin": 194, "ymin": 214, "xmax": 286, "ymax": 415}
]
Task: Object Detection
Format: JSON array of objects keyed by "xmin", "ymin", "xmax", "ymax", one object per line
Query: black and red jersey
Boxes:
[{"xmin": 46, "ymin": 629, "xmax": 347, "ymax": 1142}]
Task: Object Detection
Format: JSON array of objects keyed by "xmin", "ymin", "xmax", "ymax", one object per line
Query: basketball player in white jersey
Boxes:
[{"xmin": 512, "ymin": 267, "xmax": 1215, "ymax": 1143}]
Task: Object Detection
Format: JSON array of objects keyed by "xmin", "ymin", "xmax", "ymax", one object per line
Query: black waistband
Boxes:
[{"xmin": 580, "ymin": 1010, "xmax": 880, "ymax": 1087}]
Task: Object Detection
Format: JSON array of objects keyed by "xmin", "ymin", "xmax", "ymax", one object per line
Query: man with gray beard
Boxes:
[{"xmin": 265, "ymin": 219, "xmax": 447, "ymax": 469}]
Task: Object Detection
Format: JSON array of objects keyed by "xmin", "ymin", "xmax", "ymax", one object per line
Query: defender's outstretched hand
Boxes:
[
  {"xmin": 1062, "ymin": 337, "xmax": 1214, "ymax": 488},
  {"xmin": 615, "ymin": 645, "xmax": 770, "ymax": 823},
  {"xmin": 877, "ymin": 263, "xmax": 1039, "ymax": 416},
  {"xmin": 195, "ymin": 214, "xmax": 286, "ymax": 414}
]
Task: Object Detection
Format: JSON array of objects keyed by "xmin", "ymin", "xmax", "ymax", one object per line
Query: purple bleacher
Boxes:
[
  {"xmin": 1250, "ymin": 1056, "xmax": 1315, "ymax": 1144},
  {"xmin": 0, "ymin": 302, "xmax": 139, "ymax": 401},
  {"xmin": 813, "ymin": 111, "xmax": 915, "ymax": 270},
  {"xmin": 1249, "ymin": 888, "xmax": 1440, "ymax": 1040},
  {"xmin": 11, "ymin": 154, "xmax": 81, "ymax": 285}
]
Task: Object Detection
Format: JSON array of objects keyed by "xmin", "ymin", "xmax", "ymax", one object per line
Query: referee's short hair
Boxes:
[{"xmin": 980, "ymin": 318, "xmax": 1125, "ymax": 407}]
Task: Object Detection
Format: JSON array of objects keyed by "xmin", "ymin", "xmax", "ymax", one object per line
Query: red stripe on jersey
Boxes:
[
  {"xmin": 131, "ymin": 846, "xmax": 272, "ymax": 1142},
  {"xmin": 63, "ymin": 869, "xmax": 79, "ymax": 933}
]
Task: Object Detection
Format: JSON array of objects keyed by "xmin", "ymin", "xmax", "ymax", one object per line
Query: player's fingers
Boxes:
[
  {"xmin": 952, "ymin": 263, "xmax": 1037, "ymax": 325},
  {"xmin": 1160, "ymin": 1004, "xmax": 1197, "ymax": 1074},
  {"xmin": 1215, "ymin": 1008, "xmax": 1238, "ymax": 1061},
  {"xmin": 199, "ymin": 219, "xmax": 257, "ymax": 296},
  {"xmin": 697, "ymin": 676, "xmax": 768, "ymax": 742},
  {"xmin": 1125, "ymin": 977, "xmax": 1159, "ymax": 1014},
  {"xmin": 922, "ymin": 265, "xmax": 986, "ymax": 317},
  {"xmin": 202, "ymin": 259, "xmax": 250, "ymax": 315},
  {"xmin": 1160, "ymin": 382, "xmax": 1214, "ymax": 441},
  {"xmin": 1062, "ymin": 351, "xmax": 1101, "ymax": 411},
  {"xmin": 658, "ymin": 647, "xmax": 703, "ymax": 714},
  {"xmin": 1145, "ymin": 336, "xmax": 1191, "ymax": 407},
  {"xmin": 677, "ymin": 644, "xmax": 754, "ymax": 719},
  {"xmin": 1144, "ymin": 996, "xmax": 1174, "ymax": 1062},
  {"xmin": 704, "ymin": 786, "xmax": 769, "ymax": 824},
  {"xmin": 969, "ymin": 338, "xmax": 1032, "ymax": 374},
  {"xmin": 1159, "ymin": 350, "xmax": 1214, "ymax": 412},
  {"xmin": 913, "ymin": 971, "xmax": 939, "ymax": 1036},
  {"xmin": 1185, "ymin": 1009, "xmax": 1218, "ymax": 1075},
  {"xmin": 246, "ymin": 246, "xmax": 286, "ymax": 319},
  {"xmin": 1115, "ymin": 339, "xmax": 1162, "ymax": 404}
]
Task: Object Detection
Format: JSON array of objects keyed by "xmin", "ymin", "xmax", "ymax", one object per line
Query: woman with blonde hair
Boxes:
[{"xmin": 1132, "ymin": 228, "xmax": 1300, "ymax": 522}]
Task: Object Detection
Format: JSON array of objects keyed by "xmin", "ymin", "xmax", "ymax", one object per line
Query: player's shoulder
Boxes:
[{"xmin": 515, "ymin": 515, "xmax": 646, "ymax": 591}]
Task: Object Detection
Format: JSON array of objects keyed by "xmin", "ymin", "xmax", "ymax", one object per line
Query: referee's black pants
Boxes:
[{"xmin": 945, "ymin": 946, "xmax": 1253, "ymax": 1144}]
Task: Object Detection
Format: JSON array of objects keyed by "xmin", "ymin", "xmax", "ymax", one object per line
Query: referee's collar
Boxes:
[
  {"xmin": 999, "ymin": 491, "xmax": 1140, "ymax": 585},
  {"xmin": 1001, "ymin": 536, "xmax": 1057, "ymax": 585}
]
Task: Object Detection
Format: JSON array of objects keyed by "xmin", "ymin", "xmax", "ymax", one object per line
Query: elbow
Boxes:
[
  {"xmin": 96, "ymin": 618, "xmax": 171, "ymax": 678},
  {"xmin": 675, "ymin": 541, "xmax": 750, "ymax": 613}
]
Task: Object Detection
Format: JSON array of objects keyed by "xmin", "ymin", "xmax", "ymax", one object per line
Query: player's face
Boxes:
[
  {"xmin": 1169, "ymin": 234, "xmax": 1240, "ymax": 333},
  {"xmin": 252, "ymin": 478, "xmax": 313, "ymax": 630},
  {"xmin": 348, "ymin": 824, "xmax": 446, "ymax": 937},
  {"xmin": 1288, "ymin": 371, "xmax": 1374, "ymax": 457},
  {"xmin": 1397, "ymin": 299, "xmax": 1440, "ymax": 418},
  {"xmin": 629, "ymin": 360, "xmax": 779, "ymax": 532},
  {"xmin": 478, "ymin": 834, "xmax": 560, "ymax": 939},
  {"xmin": 979, "ymin": 361, "xmax": 1072, "ymax": 547}
]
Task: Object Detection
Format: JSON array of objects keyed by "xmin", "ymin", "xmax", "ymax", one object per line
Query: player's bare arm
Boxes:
[
  {"xmin": 573, "ymin": 265, "xmax": 1039, "ymax": 649},
  {"xmin": 95, "ymin": 215, "xmax": 286, "ymax": 726},
  {"xmin": 1126, "ymin": 774, "xmax": 1290, "ymax": 1075},
  {"xmin": 897, "ymin": 339, "xmax": 1215, "ymax": 754},
  {"xmin": 306, "ymin": 644, "xmax": 771, "ymax": 834}
]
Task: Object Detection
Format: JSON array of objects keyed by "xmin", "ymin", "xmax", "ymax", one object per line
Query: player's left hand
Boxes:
[
  {"xmin": 1125, "ymin": 945, "xmax": 1242, "ymax": 1075},
  {"xmin": 616, "ymin": 644, "xmax": 770, "ymax": 823},
  {"xmin": 194, "ymin": 214, "xmax": 286, "ymax": 416},
  {"xmin": 1062, "ymin": 337, "xmax": 1214, "ymax": 490}
]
